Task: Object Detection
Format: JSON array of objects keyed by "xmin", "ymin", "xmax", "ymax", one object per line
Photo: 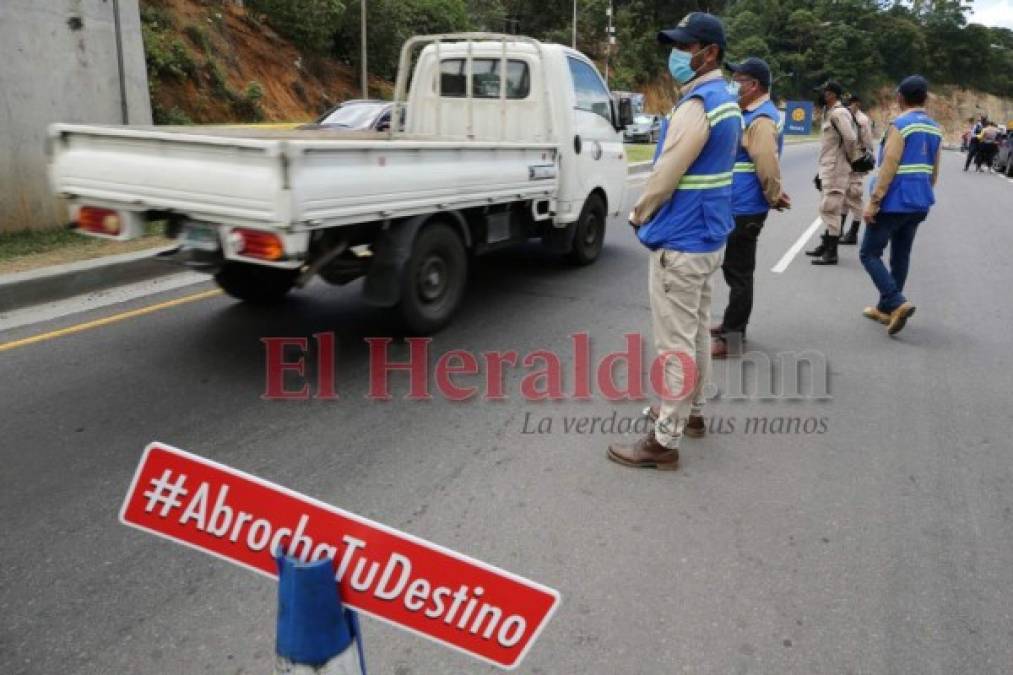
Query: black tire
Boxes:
[
  {"xmin": 567, "ymin": 193, "xmax": 606, "ymax": 265},
  {"xmin": 214, "ymin": 262, "xmax": 296, "ymax": 304},
  {"xmin": 398, "ymin": 222, "xmax": 467, "ymax": 334}
]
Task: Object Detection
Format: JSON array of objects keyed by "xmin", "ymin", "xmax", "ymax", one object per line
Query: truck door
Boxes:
[{"xmin": 566, "ymin": 56, "xmax": 627, "ymax": 217}]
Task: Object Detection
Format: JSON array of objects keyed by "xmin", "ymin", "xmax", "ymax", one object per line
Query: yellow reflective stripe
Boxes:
[
  {"xmin": 709, "ymin": 110, "xmax": 744, "ymax": 128},
  {"xmin": 733, "ymin": 162, "xmax": 756, "ymax": 172},
  {"xmin": 678, "ymin": 172, "xmax": 733, "ymax": 189},
  {"xmin": 900, "ymin": 124, "xmax": 943, "ymax": 138},
  {"xmin": 707, "ymin": 102, "xmax": 740, "ymax": 121},
  {"xmin": 896, "ymin": 164, "xmax": 934, "ymax": 174}
]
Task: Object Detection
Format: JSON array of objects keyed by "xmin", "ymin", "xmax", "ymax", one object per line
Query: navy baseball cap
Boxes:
[
  {"xmin": 726, "ymin": 57, "xmax": 771, "ymax": 89},
  {"xmin": 813, "ymin": 80, "xmax": 844, "ymax": 97},
  {"xmin": 658, "ymin": 12, "xmax": 726, "ymax": 48},
  {"xmin": 897, "ymin": 75, "xmax": 929, "ymax": 100}
]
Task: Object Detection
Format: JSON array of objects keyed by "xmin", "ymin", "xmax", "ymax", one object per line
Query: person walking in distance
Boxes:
[
  {"xmin": 806, "ymin": 81, "xmax": 860, "ymax": 266},
  {"xmin": 840, "ymin": 94, "xmax": 875, "ymax": 245},
  {"xmin": 608, "ymin": 12, "xmax": 742, "ymax": 471},
  {"xmin": 964, "ymin": 115, "xmax": 984, "ymax": 171},
  {"xmin": 860, "ymin": 75, "xmax": 942, "ymax": 336},
  {"xmin": 711, "ymin": 57, "xmax": 789, "ymax": 359}
]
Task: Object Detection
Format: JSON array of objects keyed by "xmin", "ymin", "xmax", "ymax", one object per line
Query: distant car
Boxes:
[
  {"xmin": 299, "ymin": 99, "xmax": 392, "ymax": 132},
  {"xmin": 993, "ymin": 131, "xmax": 1013, "ymax": 177},
  {"xmin": 623, "ymin": 113, "xmax": 661, "ymax": 144}
]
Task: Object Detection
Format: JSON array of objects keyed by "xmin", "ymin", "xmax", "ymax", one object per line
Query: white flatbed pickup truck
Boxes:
[{"xmin": 48, "ymin": 34, "xmax": 634, "ymax": 332}]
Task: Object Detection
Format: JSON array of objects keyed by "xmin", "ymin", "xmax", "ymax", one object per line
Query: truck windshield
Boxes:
[{"xmin": 319, "ymin": 103, "xmax": 387, "ymax": 128}]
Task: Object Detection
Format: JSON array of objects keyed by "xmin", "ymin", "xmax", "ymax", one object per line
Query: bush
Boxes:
[{"xmin": 247, "ymin": 0, "xmax": 345, "ymax": 53}]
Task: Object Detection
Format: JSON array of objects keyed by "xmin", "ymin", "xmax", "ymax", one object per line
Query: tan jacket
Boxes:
[
  {"xmin": 819, "ymin": 103, "xmax": 860, "ymax": 190},
  {"xmin": 631, "ymin": 69, "xmax": 724, "ymax": 225},
  {"xmin": 868, "ymin": 108, "xmax": 942, "ymax": 217},
  {"xmin": 742, "ymin": 94, "xmax": 783, "ymax": 206}
]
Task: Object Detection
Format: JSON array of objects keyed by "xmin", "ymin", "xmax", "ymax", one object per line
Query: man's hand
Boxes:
[
  {"xmin": 628, "ymin": 210, "xmax": 642, "ymax": 230},
  {"xmin": 863, "ymin": 205, "xmax": 877, "ymax": 224},
  {"xmin": 773, "ymin": 192, "xmax": 791, "ymax": 211}
]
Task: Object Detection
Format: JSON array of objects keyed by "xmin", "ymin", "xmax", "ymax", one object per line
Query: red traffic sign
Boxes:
[{"xmin": 120, "ymin": 442, "xmax": 559, "ymax": 670}]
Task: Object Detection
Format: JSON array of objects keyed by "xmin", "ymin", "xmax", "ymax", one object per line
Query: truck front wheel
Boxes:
[
  {"xmin": 214, "ymin": 262, "xmax": 297, "ymax": 304},
  {"xmin": 567, "ymin": 193, "xmax": 606, "ymax": 265},
  {"xmin": 399, "ymin": 222, "xmax": 467, "ymax": 334}
]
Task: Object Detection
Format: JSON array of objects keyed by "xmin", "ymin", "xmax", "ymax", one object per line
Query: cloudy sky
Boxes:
[{"xmin": 971, "ymin": 0, "xmax": 1013, "ymax": 28}]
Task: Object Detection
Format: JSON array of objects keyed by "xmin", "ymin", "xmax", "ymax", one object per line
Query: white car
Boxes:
[{"xmin": 48, "ymin": 34, "xmax": 634, "ymax": 332}]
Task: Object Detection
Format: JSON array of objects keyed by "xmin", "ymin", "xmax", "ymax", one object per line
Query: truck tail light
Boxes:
[
  {"xmin": 78, "ymin": 207, "xmax": 121, "ymax": 236},
  {"xmin": 231, "ymin": 228, "xmax": 284, "ymax": 261}
]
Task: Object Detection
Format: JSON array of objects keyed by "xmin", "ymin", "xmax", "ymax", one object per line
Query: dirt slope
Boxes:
[{"xmin": 142, "ymin": 0, "xmax": 390, "ymax": 124}]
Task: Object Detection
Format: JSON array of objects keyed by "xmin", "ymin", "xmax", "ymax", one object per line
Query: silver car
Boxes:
[{"xmin": 623, "ymin": 113, "xmax": 661, "ymax": 144}]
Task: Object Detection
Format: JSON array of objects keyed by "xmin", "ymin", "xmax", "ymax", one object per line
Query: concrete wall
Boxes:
[{"xmin": 0, "ymin": 0, "xmax": 151, "ymax": 232}]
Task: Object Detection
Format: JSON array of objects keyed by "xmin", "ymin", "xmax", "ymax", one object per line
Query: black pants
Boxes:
[
  {"xmin": 719, "ymin": 212, "xmax": 767, "ymax": 336},
  {"xmin": 965, "ymin": 140, "xmax": 979, "ymax": 170}
]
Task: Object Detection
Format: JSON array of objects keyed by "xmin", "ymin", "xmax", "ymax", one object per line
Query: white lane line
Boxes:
[
  {"xmin": 0, "ymin": 271, "xmax": 208, "ymax": 332},
  {"xmin": 771, "ymin": 217, "xmax": 823, "ymax": 274}
]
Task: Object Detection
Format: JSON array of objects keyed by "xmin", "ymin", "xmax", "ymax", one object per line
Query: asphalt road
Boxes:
[{"xmin": 2, "ymin": 145, "xmax": 1013, "ymax": 674}]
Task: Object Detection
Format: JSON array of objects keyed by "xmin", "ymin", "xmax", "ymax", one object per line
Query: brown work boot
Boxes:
[
  {"xmin": 644, "ymin": 406, "xmax": 705, "ymax": 438},
  {"xmin": 607, "ymin": 431, "xmax": 679, "ymax": 470},
  {"xmin": 684, "ymin": 415, "xmax": 706, "ymax": 438},
  {"xmin": 887, "ymin": 302, "xmax": 916, "ymax": 335},
  {"xmin": 711, "ymin": 337, "xmax": 729, "ymax": 359},
  {"xmin": 862, "ymin": 306, "xmax": 890, "ymax": 325}
]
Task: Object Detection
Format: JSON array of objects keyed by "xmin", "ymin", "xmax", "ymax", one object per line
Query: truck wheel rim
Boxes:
[
  {"xmin": 583, "ymin": 214, "xmax": 600, "ymax": 247},
  {"xmin": 419, "ymin": 255, "xmax": 448, "ymax": 302}
]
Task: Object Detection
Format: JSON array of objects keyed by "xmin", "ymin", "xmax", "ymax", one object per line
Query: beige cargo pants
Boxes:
[
  {"xmin": 845, "ymin": 172, "xmax": 867, "ymax": 221},
  {"xmin": 649, "ymin": 247, "xmax": 724, "ymax": 449}
]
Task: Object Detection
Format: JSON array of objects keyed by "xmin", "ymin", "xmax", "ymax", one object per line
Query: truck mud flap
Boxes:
[
  {"xmin": 362, "ymin": 213, "xmax": 469, "ymax": 308},
  {"xmin": 541, "ymin": 221, "xmax": 577, "ymax": 254}
]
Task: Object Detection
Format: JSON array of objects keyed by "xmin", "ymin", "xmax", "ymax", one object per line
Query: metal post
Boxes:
[
  {"xmin": 572, "ymin": 0, "xmax": 577, "ymax": 49},
  {"xmin": 111, "ymin": 0, "xmax": 129, "ymax": 124},
  {"xmin": 360, "ymin": 0, "xmax": 368, "ymax": 98}
]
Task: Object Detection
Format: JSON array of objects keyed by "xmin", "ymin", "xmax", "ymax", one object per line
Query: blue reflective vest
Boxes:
[
  {"xmin": 638, "ymin": 79, "xmax": 743, "ymax": 253},
  {"xmin": 877, "ymin": 110, "xmax": 942, "ymax": 214},
  {"xmin": 731, "ymin": 100, "xmax": 784, "ymax": 216}
]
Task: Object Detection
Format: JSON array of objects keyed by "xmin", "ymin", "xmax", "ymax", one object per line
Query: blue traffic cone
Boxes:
[{"xmin": 275, "ymin": 553, "xmax": 366, "ymax": 675}]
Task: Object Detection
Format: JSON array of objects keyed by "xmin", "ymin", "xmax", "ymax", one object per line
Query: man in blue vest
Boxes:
[
  {"xmin": 860, "ymin": 75, "xmax": 942, "ymax": 335},
  {"xmin": 608, "ymin": 12, "xmax": 742, "ymax": 471},
  {"xmin": 710, "ymin": 57, "xmax": 789, "ymax": 359}
]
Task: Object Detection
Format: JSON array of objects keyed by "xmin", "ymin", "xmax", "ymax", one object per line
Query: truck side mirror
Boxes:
[{"xmin": 613, "ymin": 95, "xmax": 635, "ymax": 130}]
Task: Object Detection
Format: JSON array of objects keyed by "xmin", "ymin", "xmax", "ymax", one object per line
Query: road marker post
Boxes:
[{"xmin": 275, "ymin": 554, "xmax": 366, "ymax": 675}]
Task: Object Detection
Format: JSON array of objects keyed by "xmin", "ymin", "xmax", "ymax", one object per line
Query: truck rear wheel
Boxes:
[
  {"xmin": 214, "ymin": 262, "xmax": 297, "ymax": 304},
  {"xmin": 567, "ymin": 193, "xmax": 605, "ymax": 265},
  {"xmin": 399, "ymin": 222, "xmax": 467, "ymax": 334}
]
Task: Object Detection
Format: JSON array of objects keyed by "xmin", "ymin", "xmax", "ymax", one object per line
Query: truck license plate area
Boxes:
[{"xmin": 182, "ymin": 222, "xmax": 221, "ymax": 252}]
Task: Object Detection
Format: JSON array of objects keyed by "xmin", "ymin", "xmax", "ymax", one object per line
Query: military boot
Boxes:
[
  {"xmin": 840, "ymin": 218, "xmax": 860, "ymax": 245},
  {"xmin": 811, "ymin": 235, "xmax": 840, "ymax": 265},
  {"xmin": 805, "ymin": 231, "xmax": 829, "ymax": 257}
]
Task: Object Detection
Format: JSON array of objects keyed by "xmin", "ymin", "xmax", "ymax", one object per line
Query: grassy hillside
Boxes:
[{"xmin": 140, "ymin": 0, "xmax": 391, "ymax": 124}]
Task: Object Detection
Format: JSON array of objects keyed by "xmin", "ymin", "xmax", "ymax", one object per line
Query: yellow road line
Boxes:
[{"xmin": 0, "ymin": 289, "xmax": 222, "ymax": 353}]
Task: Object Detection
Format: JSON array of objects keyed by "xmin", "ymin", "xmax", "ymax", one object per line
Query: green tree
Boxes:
[{"xmin": 247, "ymin": 0, "xmax": 345, "ymax": 53}]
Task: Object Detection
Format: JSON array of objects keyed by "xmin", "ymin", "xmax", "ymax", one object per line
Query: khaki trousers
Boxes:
[
  {"xmin": 649, "ymin": 247, "xmax": 724, "ymax": 449},
  {"xmin": 819, "ymin": 188, "xmax": 846, "ymax": 235},
  {"xmin": 845, "ymin": 172, "xmax": 867, "ymax": 220}
]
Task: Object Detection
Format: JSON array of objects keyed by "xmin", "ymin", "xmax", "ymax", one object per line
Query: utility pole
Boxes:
[
  {"xmin": 604, "ymin": 1, "xmax": 614, "ymax": 87},
  {"xmin": 361, "ymin": 0, "xmax": 368, "ymax": 98},
  {"xmin": 572, "ymin": 0, "xmax": 577, "ymax": 49}
]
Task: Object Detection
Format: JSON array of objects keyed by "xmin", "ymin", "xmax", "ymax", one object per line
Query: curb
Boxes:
[
  {"xmin": 0, "ymin": 245, "xmax": 180, "ymax": 313},
  {"xmin": 628, "ymin": 161, "xmax": 652, "ymax": 176}
]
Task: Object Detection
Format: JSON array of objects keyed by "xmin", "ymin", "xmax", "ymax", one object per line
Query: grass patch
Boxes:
[
  {"xmin": 625, "ymin": 144, "xmax": 656, "ymax": 163},
  {"xmin": 0, "ymin": 227, "xmax": 85, "ymax": 262},
  {"xmin": 0, "ymin": 223, "xmax": 169, "ymax": 272}
]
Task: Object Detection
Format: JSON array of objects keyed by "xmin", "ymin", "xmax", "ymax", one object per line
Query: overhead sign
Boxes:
[
  {"xmin": 120, "ymin": 442, "xmax": 559, "ymax": 670},
  {"xmin": 784, "ymin": 101, "xmax": 814, "ymax": 135}
]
